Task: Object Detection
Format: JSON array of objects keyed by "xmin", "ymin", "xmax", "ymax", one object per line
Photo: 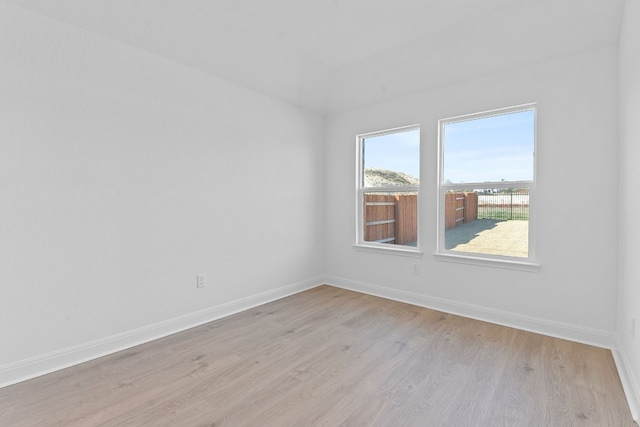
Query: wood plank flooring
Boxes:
[{"xmin": 0, "ymin": 285, "xmax": 635, "ymax": 426}]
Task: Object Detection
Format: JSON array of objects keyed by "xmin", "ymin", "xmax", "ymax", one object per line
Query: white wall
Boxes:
[
  {"xmin": 0, "ymin": 3, "xmax": 324, "ymax": 377},
  {"xmin": 618, "ymin": 0, "xmax": 640, "ymax": 418},
  {"xmin": 325, "ymin": 47, "xmax": 619, "ymax": 344}
]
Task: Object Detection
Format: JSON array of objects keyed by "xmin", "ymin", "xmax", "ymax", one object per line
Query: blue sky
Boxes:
[
  {"xmin": 444, "ymin": 110, "xmax": 535, "ymax": 183},
  {"xmin": 362, "ymin": 110, "xmax": 534, "ymax": 184}
]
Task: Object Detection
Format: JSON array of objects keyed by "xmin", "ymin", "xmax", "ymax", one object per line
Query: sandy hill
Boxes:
[{"xmin": 364, "ymin": 168, "xmax": 419, "ymax": 187}]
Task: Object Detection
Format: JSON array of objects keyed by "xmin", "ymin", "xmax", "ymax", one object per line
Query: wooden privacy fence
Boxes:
[
  {"xmin": 364, "ymin": 192, "xmax": 477, "ymax": 244},
  {"xmin": 364, "ymin": 194, "xmax": 417, "ymax": 245},
  {"xmin": 445, "ymin": 192, "xmax": 478, "ymax": 230}
]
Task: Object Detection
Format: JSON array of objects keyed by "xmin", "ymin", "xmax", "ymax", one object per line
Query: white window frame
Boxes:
[
  {"xmin": 355, "ymin": 124, "xmax": 422, "ymax": 256},
  {"xmin": 435, "ymin": 104, "xmax": 539, "ymax": 271}
]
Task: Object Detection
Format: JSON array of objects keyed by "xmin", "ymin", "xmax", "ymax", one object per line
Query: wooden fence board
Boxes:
[
  {"xmin": 395, "ymin": 194, "xmax": 417, "ymax": 245},
  {"xmin": 464, "ymin": 192, "xmax": 478, "ymax": 224},
  {"xmin": 364, "ymin": 194, "xmax": 396, "ymax": 243},
  {"xmin": 445, "ymin": 192, "xmax": 478, "ymax": 230},
  {"xmin": 363, "ymin": 193, "xmax": 418, "ymax": 245}
]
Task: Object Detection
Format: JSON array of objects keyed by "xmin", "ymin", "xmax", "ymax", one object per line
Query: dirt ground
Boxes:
[{"xmin": 445, "ymin": 219, "xmax": 528, "ymax": 258}]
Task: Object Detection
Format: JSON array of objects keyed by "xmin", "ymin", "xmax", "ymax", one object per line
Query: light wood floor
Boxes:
[{"xmin": 1, "ymin": 285, "xmax": 635, "ymax": 426}]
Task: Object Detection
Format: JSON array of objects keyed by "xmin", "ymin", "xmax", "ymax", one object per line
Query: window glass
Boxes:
[
  {"xmin": 363, "ymin": 129, "xmax": 420, "ymax": 187},
  {"xmin": 357, "ymin": 126, "xmax": 420, "ymax": 249},
  {"xmin": 439, "ymin": 106, "xmax": 535, "ymax": 261},
  {"xmin": 443, "ymin": 110, "xmax": 534, "ymax": 184}
]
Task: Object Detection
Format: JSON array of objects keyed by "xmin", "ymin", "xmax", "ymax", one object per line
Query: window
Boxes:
[
  {"xmin": 437, "ymin": 104, "xmax": 537, "ymax": 267},
  {"xmin": 356, "ymin": 125, "xmax": 420, "ymax": 252}
]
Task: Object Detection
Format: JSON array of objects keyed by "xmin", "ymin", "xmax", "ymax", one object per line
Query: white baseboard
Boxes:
[
  {"xmin": 612, "ymin": 338, "xmax": 640, "ymax": 423},
  {"xmin": 0, "ymin": 276, "xmax": 323, "ymax": 389},
  {"xmin": 324, "ymin": 276, "xmax": 615, "ymax": 349}
]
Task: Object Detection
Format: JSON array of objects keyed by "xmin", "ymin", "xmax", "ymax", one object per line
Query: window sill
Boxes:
[
  {"xmin": 433, "ymin": 252, "xmax": 540, "ymax": 272},
  {"xmin": 354, "ymin": 243, "xmax": 423, "ymax": 258}
]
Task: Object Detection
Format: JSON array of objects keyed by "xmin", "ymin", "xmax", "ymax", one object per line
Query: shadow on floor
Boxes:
[{"xmin": 445, "ymin": 219, "xmax": 504, "ymax": 250}]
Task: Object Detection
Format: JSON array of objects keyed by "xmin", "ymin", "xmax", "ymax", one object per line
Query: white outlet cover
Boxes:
[{"xmin": 196, "ymin": 274, "xmax": 206, "ymax": 288}]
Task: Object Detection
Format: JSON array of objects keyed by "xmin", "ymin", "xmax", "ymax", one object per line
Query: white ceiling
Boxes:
[{"xmin": 4, "ymin": 0, "xmax": 625, "ymax": 115}]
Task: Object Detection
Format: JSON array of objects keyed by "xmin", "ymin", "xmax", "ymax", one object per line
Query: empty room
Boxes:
[{"xmin": 1, "ymin": 0, "xmax": 639, "ymax": 425}]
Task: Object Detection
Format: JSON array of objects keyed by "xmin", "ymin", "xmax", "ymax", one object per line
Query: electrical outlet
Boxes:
[
  {"xmin": 413, "ymin": 264, "xmax": 421, "ymax": 275},
  {"xmin": 632, "ymin": 317, "xmax": 637, "ymax": 339},
  {"xmin": 196, "ymin": 274, "xmax": 206, "ymax": 289}
]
